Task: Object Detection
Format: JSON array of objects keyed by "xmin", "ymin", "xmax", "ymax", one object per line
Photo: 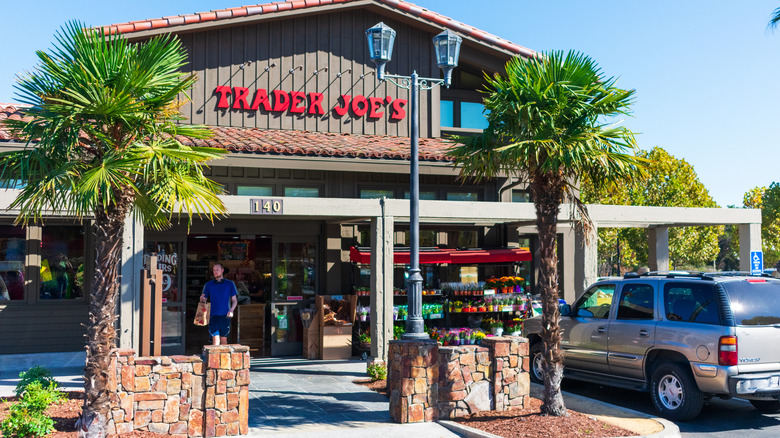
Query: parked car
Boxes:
[{"xmin": 522, "ymin": 272, "xmax": 780, "ymax": 421}]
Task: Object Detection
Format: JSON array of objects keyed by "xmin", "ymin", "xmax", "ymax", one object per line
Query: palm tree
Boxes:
[
  {"xmin": 450, "ymin": 51, "xmax": 645, "ymax": 416},
  {"xmin": 770, "ymin": 7, "xmax": 780, "ymax": 29},
  {"xmin": 0, "ymin": 22, "xmax": 226, "ymax": 437}
]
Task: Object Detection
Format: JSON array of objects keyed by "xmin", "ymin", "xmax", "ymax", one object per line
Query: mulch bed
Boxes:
[
  {"xmin": 354, "ymin": 379, "xmax": 635, "ymax": 438},
  {"xmin": 0, "ymin": 392, "xmax": 167, "ymax": 438}
]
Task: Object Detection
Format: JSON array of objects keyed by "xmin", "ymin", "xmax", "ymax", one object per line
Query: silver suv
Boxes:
[{"xmin": 522, "ymin": 272, "xmax": 780, "ymax": 421}]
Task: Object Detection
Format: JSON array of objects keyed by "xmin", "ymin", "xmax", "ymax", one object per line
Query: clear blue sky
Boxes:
[{"xmin": 1, "ymin": 1, "xmax": 778, "ymax": 208}]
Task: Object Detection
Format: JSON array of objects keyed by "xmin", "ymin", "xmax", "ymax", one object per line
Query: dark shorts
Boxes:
[{"xmin": 208, "ymin": 315, "xmax": 231, "ymax": 337}]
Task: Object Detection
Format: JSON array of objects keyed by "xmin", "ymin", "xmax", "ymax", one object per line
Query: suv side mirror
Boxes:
[{"xmin": 559, "ymin": 303, "xmax": 571, "ymax": 316}]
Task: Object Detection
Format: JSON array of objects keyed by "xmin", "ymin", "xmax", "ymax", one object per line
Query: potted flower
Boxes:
[
  {"xmin": 397, "ymin": 306, "xmax": 408, "ymax": 320},
  {"xmin": 506, "ymin": 318, "xmax": 523, "ymax": 336},
  {"xmin": 359, "ymin": 332, "xmax": 371, "ymax": 349},
  {"xmin": 476, "ymin": 300, "xmax": 487, "ymax": 312},
  {"xmin": 474, "ymin": 331, "xmax": 486, "ymax": 345},
  {"xmin": 358, "ymin": 306, "xmax": 369, "ymax": 322},
  {"xmin": 490, "ymin": 320, "xmax": 504, "ymax": 336},
  {"xmin": 452, "ymin": 300, "xmax": 463, "ymax": 313}
]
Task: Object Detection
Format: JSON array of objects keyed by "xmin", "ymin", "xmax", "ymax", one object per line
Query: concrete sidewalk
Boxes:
[{"xmin": 0, "ymin": 357, "xmax": 678, "ymax": 438}]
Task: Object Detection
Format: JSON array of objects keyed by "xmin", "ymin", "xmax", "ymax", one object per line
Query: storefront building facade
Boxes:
[{"xmin": 0, "ymin": 0, "xmax": 762, "ymax": 364}]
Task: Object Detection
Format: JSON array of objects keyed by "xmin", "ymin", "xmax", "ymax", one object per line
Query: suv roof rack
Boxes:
[
  {"xmin": 702, "ymin": 271, "xmax": 775, "ymax": 278},
  {"xmin": 624, "ymin": 271, "xmax": 716, "ymax": 280}
]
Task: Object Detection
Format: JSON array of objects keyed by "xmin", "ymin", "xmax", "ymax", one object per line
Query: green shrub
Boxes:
[
  {"xmin": 1, "ymin": 381, "xmax": 65, "ymax": 437},
  {"xmin": 14, "ymin": 366, "xmax": 57, "ymax": 397},
  {"xmin": 366, "ymin": 361, "xmax": 387, "ymax": 381},
  {"xmin": 393, "ymin": 325, "xmax": 405, "ymax": 340},
  {"xmin": 1, "ymin": 403, "xmax": 56, "ymax": 438}
]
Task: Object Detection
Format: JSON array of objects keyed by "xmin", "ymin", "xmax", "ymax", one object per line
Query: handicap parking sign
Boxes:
[{"xmin": 750, "ymin": 251, "xmax": 763, "ymax": 275}]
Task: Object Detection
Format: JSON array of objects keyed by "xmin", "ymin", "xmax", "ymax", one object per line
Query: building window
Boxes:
[
  {"xmin": 236, "ymin": 185, "xmax": 273, "ymax": 196},
  {"xmin": 440, "ymin": 100, "xmax": 489, "ymax": 130},
  {"xmin": 460, "ymin": 102, "xmax": 489, "ymax": 130},
  {"xmin": 39, "ymin": 226, "xmax": 84, "ymax": 300},
  {"xmin": 360, "ymin": 189, "xmax": 394, "ymax": 199},
  {"xmin": 446, "ymin": 192, "xmax": 478, "ymax": 201},
  {"xmin": 440, "ymin": 100, "xmax": 454, "ymax": 128},
  {"xmin": 512, "ymin": 190, "xmax": 531, "ymax": 203},
  {"xmin": 447, "ymin": 230, "xmax": 478, "ymax": 249},
  {"xmin": 284, "ymin": 187, "xmax": 320, "ymax": 197},
  {"xmin": 0, "ymin": 225, "xmax": 26, "ymax": 301},
  {"xmin": 403, "ymin": 191, "xmax": 437, "ymax": 200}
]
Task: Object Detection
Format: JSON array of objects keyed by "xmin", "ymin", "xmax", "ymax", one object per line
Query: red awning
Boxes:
[{"xmin": 349, "ymin": 247, "xmax": 531, "ymax": 265}]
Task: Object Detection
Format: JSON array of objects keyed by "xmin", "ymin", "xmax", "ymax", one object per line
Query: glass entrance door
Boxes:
[
  {"xmin": 144, "ymin": 241, "xmax": 184, "ymax": 355},
  {"xmin": 270, "ymin": 240, "xmax": 316, "ymax": 356}
]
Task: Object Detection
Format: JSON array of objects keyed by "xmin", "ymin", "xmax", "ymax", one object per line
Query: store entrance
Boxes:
[
  {"xmin": 270, "ymin": 239, "xmax": 317, "ymax": 356},
  {"xmin": 183, "ymin": 235, "xmax": 272, "ymax": 354}
]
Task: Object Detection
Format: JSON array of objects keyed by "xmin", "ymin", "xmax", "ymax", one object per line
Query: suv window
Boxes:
[
  {"xmin": 664, "ymin": 282, "xmax": 720, "ymax": 325},
  {"xmin": 573, "ymin": 284, "xmax": 616, "ymax": 318},
  {"xmin": 723, "ymin": 280, "xmax": 780, "ymax": 326},
  {"xmin": 617, "ymin": 283, "xmax": 654, "ymax": 320}
]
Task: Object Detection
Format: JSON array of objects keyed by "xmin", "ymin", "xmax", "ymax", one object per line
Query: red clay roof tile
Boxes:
[
  {"xmin": 100, "ymin": 0, "xmax": 534, "ymax": 57},
  {"xmin": 0, "ymin": 105, "xmax": 456, "ymax": 163}
]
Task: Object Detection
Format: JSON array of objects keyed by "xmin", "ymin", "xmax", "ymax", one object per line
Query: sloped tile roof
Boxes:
[
  {"xmin": 0, "ymin": 105, "xmax": 456, "ymax": 162},
  {"xmin": 0, "ymin": 104, "xmax": 31, "ymax": 140},
  {"xmin": 101, "ymin": 0, "xmax": 535, "ymax": 57}
]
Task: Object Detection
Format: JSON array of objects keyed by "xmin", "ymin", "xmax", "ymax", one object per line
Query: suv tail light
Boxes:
[{"xmin": 719, "ymin": 336, "xmax": 738, "ymax": 366}]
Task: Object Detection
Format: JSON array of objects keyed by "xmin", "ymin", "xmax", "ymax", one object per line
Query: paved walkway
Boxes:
[{"xmin": 244, "ymin": 357, "xmax": 457, "ymax": 437}]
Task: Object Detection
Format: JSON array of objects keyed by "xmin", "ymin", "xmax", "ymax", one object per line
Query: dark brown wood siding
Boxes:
[
  {"xmin": 0, "ymin": 303, "xmax": 88, "ymax": 354},
  {"xmin": 177, "ymin": 9, "xmax": 445, "ymax": 137}
]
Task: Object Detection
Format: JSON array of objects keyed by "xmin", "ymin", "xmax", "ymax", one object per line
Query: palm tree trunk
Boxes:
[
  {"xmin": 531, "ymin": 173, "xmax": 567, "ymax": 417},
  {"xmin": 79, "ymin": 205, "xmax": 126, "ymax": 438}
]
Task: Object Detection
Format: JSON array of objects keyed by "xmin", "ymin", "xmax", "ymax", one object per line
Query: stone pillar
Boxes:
[
  {"xmin": 739, "ymin": 223, "xmax": 763, "ymax": 272},
  {"xmin": 482, "ymin": 337, "xmax": 529, "ymax": 411},
  {"xmin": 388, "ymin": 340, "xmax": 439, "ymax": 423},
  {"xmin": 574, "ymin": 226, "xmax": 598, "ymax": 299},
  {"xmin": 370, "ymin": 200, "xmax": 394, "ymax": 362},
  {"xmin": 437, "ymin": 345, "xmax": 492, "ymax": 419},
  {"xmin": 647, "ymin": 226, "xmax": 670, "ymax": 272},
  {"xmin": 202, "ymin": 345, "xmax": 250, "ymax": 437}
]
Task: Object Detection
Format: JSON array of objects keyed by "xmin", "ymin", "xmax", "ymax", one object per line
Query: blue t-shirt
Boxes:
[{"xmin": 202, "ymin": 279, "xmax": 237, "ymax": 316}]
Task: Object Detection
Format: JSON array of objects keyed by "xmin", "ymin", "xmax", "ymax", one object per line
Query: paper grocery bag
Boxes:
[{"xmin": 194, "ymin": 302, "xmax": 210, "ymax": 326}]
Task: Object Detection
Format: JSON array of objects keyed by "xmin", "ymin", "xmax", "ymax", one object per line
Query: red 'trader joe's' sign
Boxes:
[{"xmin": 214, "ymin": 86, "xmax": 407, "ymax": 120}]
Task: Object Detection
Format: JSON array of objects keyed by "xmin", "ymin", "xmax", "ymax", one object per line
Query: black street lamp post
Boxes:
[{"xmin": 365, "ymin": 23, "xmax": 461, "ymax": 340}]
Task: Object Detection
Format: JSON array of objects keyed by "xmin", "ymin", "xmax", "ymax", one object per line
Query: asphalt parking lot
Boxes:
[{"xmin": 561, "ymin": 380, "xmax": 780, "ymax": 438}]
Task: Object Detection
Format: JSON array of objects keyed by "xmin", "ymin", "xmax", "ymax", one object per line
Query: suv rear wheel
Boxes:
[
  {"xmin": 750, "ymin": 399, "xmax": 780, "ymax": 413},
  {"xmin": 529, "ymin": 342, "xmax": 545, "ymax": 384},
  {"xmin": 650, "ymin": 363, "xmax": 704, "ymax": 421}
]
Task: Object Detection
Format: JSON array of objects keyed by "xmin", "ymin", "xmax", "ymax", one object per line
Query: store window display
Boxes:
[
  {"xmin": 39, "ymin": 226, "xmax": 84, "ymax": 300},
  {"xmin": 0, "ymin": 225, "xmax": 26, "ymax": 301}
]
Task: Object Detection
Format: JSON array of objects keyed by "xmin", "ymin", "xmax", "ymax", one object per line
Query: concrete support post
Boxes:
[
  {"xmin": 739, "ymin": 223, "xmax": 763, "ymax": 272},
  {"xmin": 561, "ymin": 226, "xmax": 576, "ymax": 304},
  {"xmin": 647, "ymin": 226, "xmax": 670, "ymax": 272},
  {"xmin": 574, "ymin": 226, "xmax": 598, "ymax": 301},
  {"xmin": 370, "ymin": 201, "xmax": 394, "ymax": 362},
  {"xmin": 119, "ymin": 214, "xmax": 144, "ymax": 350},
  {"xmin": 325, "ymin": 223, "xmax": 342, "ymax": 293}
]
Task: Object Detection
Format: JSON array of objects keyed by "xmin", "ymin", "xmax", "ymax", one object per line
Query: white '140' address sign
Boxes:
[{"xmin": 250, "ymin": 198, "xmax": 283, "ymax": 215}]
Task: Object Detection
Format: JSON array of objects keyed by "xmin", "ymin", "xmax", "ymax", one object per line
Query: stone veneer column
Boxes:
[
  {"xmin": 108, "ymin": 345, "xmax": 250, "ymax": 437},
  {"xmin": 387, "ymin": 340, "xmax": 439, "ymax": 423},
  {"xmin": 202, "ymin": 345, "xmax": 250, "ymax": 437},
  {"xmin": 481, "ymin": 337, "xmax": 530, "ymax": 411},
  {"xmin": 107, "ymin": 348, "xmax": 205, "ymax": 437}
]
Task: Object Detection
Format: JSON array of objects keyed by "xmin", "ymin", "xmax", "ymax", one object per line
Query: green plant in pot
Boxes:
[
  {"xmin": 490, "ymin": 320, "xmax": 505, "ymax": 336},
  {"xmin": 359, "ymin": 332, "xmax": 371, "ymax": 348}
]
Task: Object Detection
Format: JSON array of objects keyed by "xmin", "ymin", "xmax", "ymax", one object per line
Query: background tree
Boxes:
[
  {"xmin": 450, "ymin": 51, "xmax": 644, "ymax": 416},
  {"xmin": 0, "ymin": 22, "xmax": 226, "ymax": 437},
  {"xmin": 743, "ymin": 183, "xmax": 780, "ymax": 267},
  {"xmin": 581, "ymin": 147, "xmax": 722, "ymax": 272}
]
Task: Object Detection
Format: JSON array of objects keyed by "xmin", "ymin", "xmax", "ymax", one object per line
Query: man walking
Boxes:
[{"xmin": 200, "ymin": 263, "xmax": 238, "ymax": 346}]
